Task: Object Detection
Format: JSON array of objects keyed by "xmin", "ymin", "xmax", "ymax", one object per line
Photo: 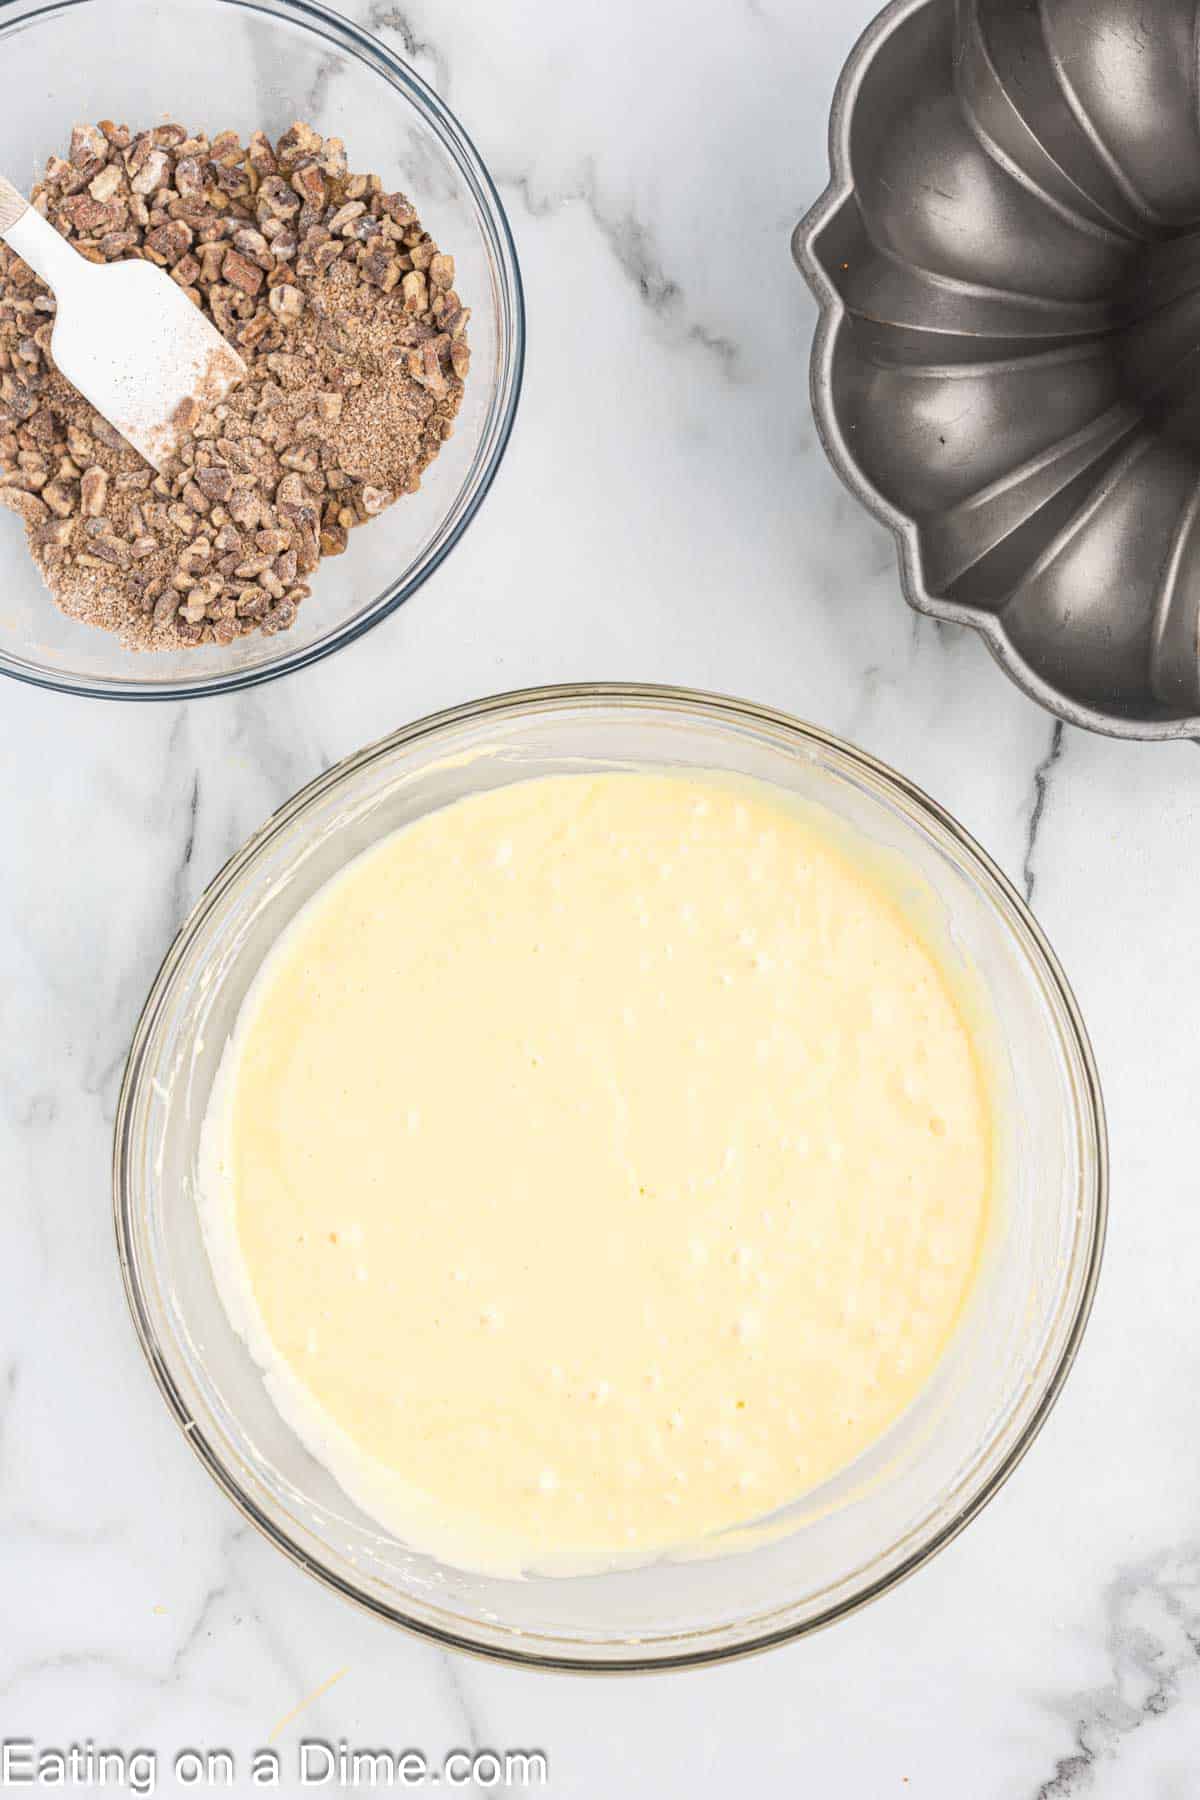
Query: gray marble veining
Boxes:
[
  {"xmin": 1037, "ymin": 1547, "xmax": 1200, "ymax": 1798},
  {"xmin": 1022, "ymin": 722, "xmax": 1066, "ymax": 905}
]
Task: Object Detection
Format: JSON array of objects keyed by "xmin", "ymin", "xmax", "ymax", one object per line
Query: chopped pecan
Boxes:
[
  {"xmin": 232, "ymin": 225, "xmax": 273, "ymax": 268},
  {"xmin": 88, "ymin": 164, "xmax": 124, "ymax": 203},
  {"xmin": 66, "ymin": 194, "xmax": 115, "ymax": 232},
  {"xmin": 328, "ymin": 200, "xmax": 366, "ymax": 236},
  {"xmin": 259, "ymin": 596, "xmax": 296, "ymax": 633},
  {"xmin": 400, "ymin": 269, "xmax": 427, "ymax": 313},
  {"xmin": 255, "ymin": 176, "xmax": 299, "ymax": 219},
  {"xmin": 131, "ymin": 148, "xmax": 170, "ymax": 196},
  {"xmin": 195, "ymin": 464, "xmax": 233, "ymax": 502},
  {"xmin": 222, "ymin": 248, "xmax": 264, "ymax": 295},
  {"xmin": 41, "ymin": 479, "xmax": 78, "ymax": 518},
  {"xmin": 100, "ymin": 228, "xmax": 140, "ymax": 259},
  {"xmin": 362, "ymin": 248, "xmax": 400, "ymax": 292},
  {"xmin": 209, "ymin": 130, "xmax": 243, "ymax": 167},
  {"xmin": 174, "ymin": 156, "xmax": 204, "ymax": 199},
  {"xmin": 69, "ymin": 123, "xmax": 108, "ymax": 167},
  {"xmin": 79, "ymin": 466, "xmax": 109, "ymax": 516},
  {"xmin": 91, "ymin": 417, "xmax": 127, "ymax": 451},
  {"xmin": 247, "ymin": 131, "xmax": 277, "ymax": 178},
  {"xmin": 0, "ymin": 485, "xmax": 47, "ymax": 524},
  {"xmin": 291, "ymin": 164, "xmax": 326, "ymax": 209},
  {"xmin": 145, "ymin": 220, "xmax": 194, "ymax": 265},
  {"xmin": 379, "ymin": 191, "xmax": 417, "ymax": 226},
  {"xmin": 267, "ymin": 283, "xmax": 304, "ymax": 324},
  {"xmin": 276, "ymin": 121, "xmax": 322, "ymax": 162}
]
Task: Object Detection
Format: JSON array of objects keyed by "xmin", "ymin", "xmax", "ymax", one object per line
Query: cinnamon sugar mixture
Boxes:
[{"xmin": 0, "ymin": 120, "xmax": 469, "ymax": 648}]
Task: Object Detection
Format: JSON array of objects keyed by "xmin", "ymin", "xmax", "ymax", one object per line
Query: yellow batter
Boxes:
[{"xmin": 201, "ymin": 771, "xmax": 992, "ymax": 1574}]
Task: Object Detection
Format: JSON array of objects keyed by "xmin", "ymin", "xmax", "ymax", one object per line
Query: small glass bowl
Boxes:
[
  {"xmin": 115, "ymin": 686, "xmax": 1107, "ymax": 1670},
  {"xmin": 0, "ymin": 0, "xmax": 523, "ymax": 700}
]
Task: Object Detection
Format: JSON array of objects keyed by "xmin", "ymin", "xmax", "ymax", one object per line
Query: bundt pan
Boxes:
[{"xmin": 795, "ymin": 0, "xmax": 1200, "ymax": 740}]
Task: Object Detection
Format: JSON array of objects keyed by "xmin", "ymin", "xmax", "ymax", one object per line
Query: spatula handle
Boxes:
[
  {"xmin": 0, "ymin": 190, "xmax": 87, "ymax": 299},
  {"xmin": 0, "ymin": 174, "xmax": 28, "ymax": 234}
]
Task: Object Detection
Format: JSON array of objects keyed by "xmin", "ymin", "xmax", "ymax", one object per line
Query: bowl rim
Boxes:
[
  {"xmin": 0, "ymin": 0, "xmax": 525, "ymax": 702},
  {"xmin": 791, "ymin": 0, "xmax": 1200, "ymax": 744},
  {"xmin": 113, "ymin": 681, "xmax": 1108, "ymax": 1671}
]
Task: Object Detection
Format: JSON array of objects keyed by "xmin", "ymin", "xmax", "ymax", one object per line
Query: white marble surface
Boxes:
[{"xmin": 3, "ymin": 0, "xmax": 1200, "ymax": 1793}]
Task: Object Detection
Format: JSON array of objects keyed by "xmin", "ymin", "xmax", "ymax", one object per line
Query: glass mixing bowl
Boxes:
[
  {"xmin": 114, "ymin": 686, "xmax": 1107, "ymax": 1670},
  {"xmin": 0, "ymin": 0, "xmax": 523, "ymax": 699}
]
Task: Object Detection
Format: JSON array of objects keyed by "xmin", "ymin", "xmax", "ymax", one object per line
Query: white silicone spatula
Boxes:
[{"xmin": 0, "ymin": 171, "xmax": 245, "ymax": 473}]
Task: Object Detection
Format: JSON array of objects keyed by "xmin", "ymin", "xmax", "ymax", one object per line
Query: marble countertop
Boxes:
[{"xmin": 3, "ymin": 0, "xmax": 1198, "ymax": 1793}]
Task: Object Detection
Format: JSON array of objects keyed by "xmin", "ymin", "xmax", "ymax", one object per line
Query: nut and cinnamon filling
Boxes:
[{"xmin": 0, "ymin": 119, "xmax": 469, "ymax": 648}]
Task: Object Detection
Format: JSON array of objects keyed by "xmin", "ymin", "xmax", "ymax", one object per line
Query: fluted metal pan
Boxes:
[{"xmin": 795, "ymin": 0, "xmax": 1200, "ymax": 740}]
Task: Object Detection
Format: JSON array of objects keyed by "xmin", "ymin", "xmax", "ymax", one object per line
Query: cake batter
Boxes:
[{"xmin": 200, "ymin": 771, "xmax": 992, "ymax": 1574}]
